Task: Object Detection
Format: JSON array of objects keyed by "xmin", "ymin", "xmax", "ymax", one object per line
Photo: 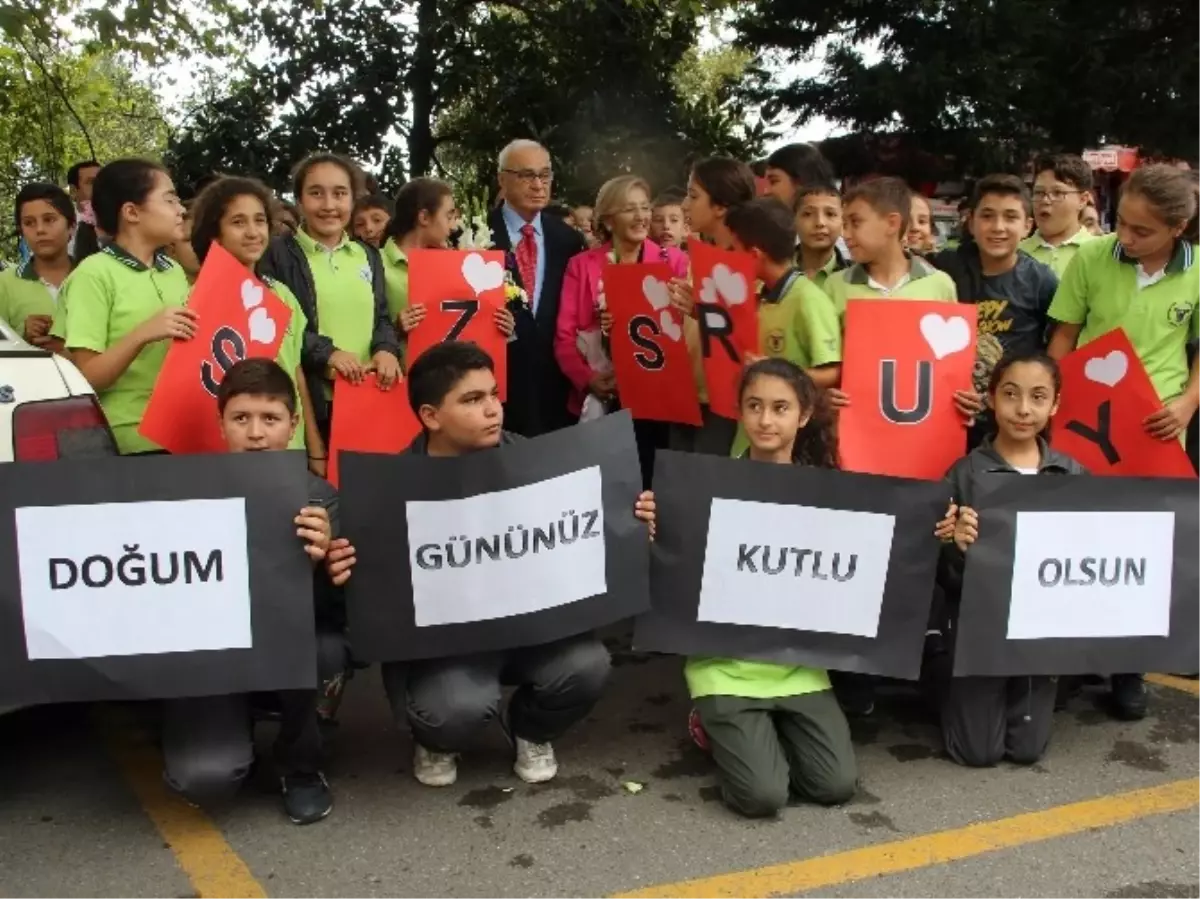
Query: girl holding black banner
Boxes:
[
  {"xmin": 678, "ymin": 358, "xmax": 858, "ymax": 817},
  {"xmin": 933, "ymin": 352, "xmax": 1085, "ymax": 768}
]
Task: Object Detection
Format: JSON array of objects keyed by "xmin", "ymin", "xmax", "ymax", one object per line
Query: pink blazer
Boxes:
[{"xmin": 554, "ymin": 239, "xmax": 690, "ymax": 416}]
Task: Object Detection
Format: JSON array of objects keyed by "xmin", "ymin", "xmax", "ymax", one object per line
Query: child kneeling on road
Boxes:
[
  {"xmin": 931, "ymin": 351, "xmax": 1084, "ymax": 767},
  {"xmin": 677, "ymin": 358, "xmax": 858, "ymax": 817},
  {"xmin": 160, "ymin": 359, "xmax": 357, "ymax": 825}
]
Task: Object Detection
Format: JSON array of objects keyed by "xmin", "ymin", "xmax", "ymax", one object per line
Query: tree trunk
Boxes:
[{"xmin": 407, "ymin": 0, "xmax": 438, "ymax": 176}]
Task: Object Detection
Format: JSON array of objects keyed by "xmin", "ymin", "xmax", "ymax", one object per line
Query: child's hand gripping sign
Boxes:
[
  {"xmin": 1054, "ymin": 328, "xmax": 1195, "ymax": 478},
  {"xmin": 140, "ymin": 243, "xmax": 292, "ymax": 455},
  {"xmin": 839, "ymin": 301, "xmax": 978, "ymax": 479},
  {"xmin": 406, "ymin": 249, "xmax": 509, "ymax": 400}
]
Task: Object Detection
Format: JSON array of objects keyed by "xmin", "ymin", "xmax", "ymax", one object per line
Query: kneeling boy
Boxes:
[{"xmin": 160, "ymin": 359, "xmax": 356, "ymax": 824}]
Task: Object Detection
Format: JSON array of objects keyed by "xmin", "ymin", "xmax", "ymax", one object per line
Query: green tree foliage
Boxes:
[
  {"xmin": 165, "ymin": 0, "xmax": 765, "ymax": 202},
  {"xmin": 0, "ymin": 40, "xmax": 167, "ymax": 247},
  {"xmin": 737, "ymin": 0, "xmax": 1199, "ymax": 174}
]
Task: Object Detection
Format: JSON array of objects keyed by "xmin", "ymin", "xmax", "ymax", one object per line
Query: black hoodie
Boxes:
[{"xmin": 935, "ymin": 435, "xmax": 1086, "ymax": 618}]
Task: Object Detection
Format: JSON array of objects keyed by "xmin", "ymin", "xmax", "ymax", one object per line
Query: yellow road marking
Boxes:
[
  {"xmin": 1148, "ymin": 673, "xmax": 1200, "ymax": 696},
  {"xmin": 98, "ymin": 710, "xmax": 267, "ymax": 899},
  {"xmin": 614, "ymin": 778, "xmax": 1200, "ymax": 899}
]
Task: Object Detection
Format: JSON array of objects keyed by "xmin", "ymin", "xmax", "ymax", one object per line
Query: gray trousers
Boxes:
[
  {"xmin": 696, "ymin": 690, "xmax": 858, "ymax": 818},
  {"xmin": 381, "ymin": 633, "xmax": 610, "ymax": 753},
  {"xmin": 941, "ymin": 675, "xmax": 1057, "ymax": 767},
  {"xmin": 161, "ymin": 630, "xmax": 346, "ymax": 803}
]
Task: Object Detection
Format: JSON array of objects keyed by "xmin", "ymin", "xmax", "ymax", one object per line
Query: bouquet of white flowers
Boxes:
[{"xmin": 456, "ymin": 189, "xmax": 494, "ymax": 250}]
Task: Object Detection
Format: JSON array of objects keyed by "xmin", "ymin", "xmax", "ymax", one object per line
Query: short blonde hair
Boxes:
[{"xmin": 593, "ymin": 175, "xmax": 652, "ymax": 243}]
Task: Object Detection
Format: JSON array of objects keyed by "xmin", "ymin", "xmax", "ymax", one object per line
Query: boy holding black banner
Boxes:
[
  {"xmin": 933, "ymin": 352, "xmax": 1084, "ymax": 767},
  {"xmin": 378, "ymin": 342, "xmax": 655, "ymax": 787},
  {"xmin": 160, "ymin": 359, "xmax": 356, "ymax": 824}
]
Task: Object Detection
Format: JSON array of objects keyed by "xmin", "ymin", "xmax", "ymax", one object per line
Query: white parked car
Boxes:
[{"xmin": 0, "ymin": 318, "xmax": 116, "ymax": 462}]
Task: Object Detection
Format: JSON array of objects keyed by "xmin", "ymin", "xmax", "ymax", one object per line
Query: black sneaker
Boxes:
[
  {"xmin": 1109, "ymin": 674, "xmax": 1148, "ymax": 721},
  {"xmin": 281, "ymin": 772, "xmax": 332, "ymax": 825}
]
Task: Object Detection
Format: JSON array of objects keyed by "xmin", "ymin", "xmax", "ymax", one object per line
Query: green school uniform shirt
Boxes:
[
  {"xmin": 381, "ymin": 238, "xmax": 410, "ymax": 323},
  {"xmin": 294, "ymin": 228, "xmax": 375, "ymax": 364},
  {"xmin": 59, "ymin": 245, "xmax": 190, "ymax": 454},
  {"xmin": 265, "ymin": 275, "xmax": 309, "ymax": 451},
  {"xmin": 685, "ymin": 656, "xmax": 832, "ymax": 700},
  {"xmin": 1048, "ymin": 235, "xmax": 1198, "ymax": 403},
  {"xmin": 822, "ymin": 255, "xmax": 958, "ymax": 327},
  {"xmin": 0, "ymin": 259, "xmax": 60, "ymax": 336},
  {"xmin": 1019, "ymin": 226, "xmax": 1096, "ymax": 278},
  {"xmin": 800, "ymin": 249, "xmax": 844, "ymax": 291},
  {"xmin": 730, "ymin": 270, "xmax": 843, "ymax": 457}
]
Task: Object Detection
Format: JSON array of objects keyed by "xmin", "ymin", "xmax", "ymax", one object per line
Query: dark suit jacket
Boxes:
[{"xmin": 489, "ymin": 206, "xmax": 586, "ymax": 436}]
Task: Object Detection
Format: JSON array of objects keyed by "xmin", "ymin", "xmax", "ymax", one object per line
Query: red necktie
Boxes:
[{"xmin": 516, "ymin": 223, "xmax": 538, "ymax": 302}]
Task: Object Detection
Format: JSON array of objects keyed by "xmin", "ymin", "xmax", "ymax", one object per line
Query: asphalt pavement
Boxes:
[{"xmin": 0, "ymin": 638, "xmax": 1196, "ymax": 898}]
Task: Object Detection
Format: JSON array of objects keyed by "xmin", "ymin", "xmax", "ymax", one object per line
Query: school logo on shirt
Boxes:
[
  {"xmin": 765, "ymin": 328, "xmax": 785, "ymax": 356},
  {"xmin": 359, "ymin": 265, "xmax": 373, "ymax": 285},
  {"xmin": 1167, "ymin": 302, "xmax": 1192, "ymax": 327}
]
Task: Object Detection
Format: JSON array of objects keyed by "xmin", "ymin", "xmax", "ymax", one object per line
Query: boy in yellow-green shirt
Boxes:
[
  {"xmin": 724, "ymin": 197, "xmax": 843, "ymax": 456},
  {"xmin": 822, "ymin": 177, "xmax": 981, "ymax": 424},
  {"xmin": 0, "ymin": 183, "xmax": 76, "ymax": 350},
  {"xmin": 794, "ymin": 183, "xmax": 847, "ymax": 289},
  {"xmin": 1020, "ymin": 154, "xmax": 1097, "ymax": 276}
]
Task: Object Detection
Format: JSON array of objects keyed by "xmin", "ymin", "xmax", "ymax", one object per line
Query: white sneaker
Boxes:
[
  {"xmin": 413, "ymin": 745, "xmax": 458, "ymax": 787},
  {"xmin": 514, "ymin": 737, "xmax": 558, "ymax": 784}
]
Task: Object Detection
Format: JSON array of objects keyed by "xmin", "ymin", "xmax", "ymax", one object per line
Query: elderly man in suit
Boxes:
[{"xmin": 489, "ymin": 140, "xmax": 587, "ymax": 436}]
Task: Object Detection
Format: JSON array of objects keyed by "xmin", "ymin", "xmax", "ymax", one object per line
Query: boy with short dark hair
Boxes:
[
  {"xmin": 794, "ymin": 183, "xmax": 846, "ymax": 288},
  {"xmin": 160, "ymin": 359, "xmax": 355, "ymax": 825},
  {"xmin": 352, "ymin": 193, "xmax": 394, "ymax": 248},
  {"xmin": 724, "ymin": 198, "xmax": 842, "ymax": 391},
  {"xmin": 822, "ymin": 177, "xmax": 957, "ymax": 325},
  {"xmin": 934, "ymin": 174, "xmax": 1058, "ymax": 358},
  {"xmin": 1021, "ymin": 154, "xmax": 1097, "ymax": 275},
  {"xmin": 381, "ymin": 342, "xmax": 654, "ymax": 788},
  {"xmin": 650, "ymin": 188, "xmax": 688, "ymax": 249}
]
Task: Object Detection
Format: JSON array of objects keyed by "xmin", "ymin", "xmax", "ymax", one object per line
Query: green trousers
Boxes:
[{"xmin": 696, "ymin": 690, "xmax": 858, "ymax": 818}]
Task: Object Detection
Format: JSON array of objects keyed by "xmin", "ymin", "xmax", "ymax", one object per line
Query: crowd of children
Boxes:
[{"xmin": 0, "ymin": 142, "xmax": 1195, "ymax": 827}]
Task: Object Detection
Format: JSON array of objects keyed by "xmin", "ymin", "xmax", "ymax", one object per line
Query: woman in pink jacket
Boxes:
[
  {"xmin": 555, "ymin": 175, "xmax": 689, "ymax": 412},
  {"xmin": 554, "ymin": 175, "xmax": 689, "ymax": 482}
]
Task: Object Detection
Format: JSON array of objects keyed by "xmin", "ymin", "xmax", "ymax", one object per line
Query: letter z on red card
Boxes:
[{"xmin": 406, "ymin": 249, "xmax": 508, "ymax": 400}]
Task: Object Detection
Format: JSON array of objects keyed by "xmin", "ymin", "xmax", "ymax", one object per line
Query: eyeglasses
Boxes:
[
  {"xmin": 502, "ymin": 168, "xmax": 554, "ymax": 185},
  {"xmin": 1032, "ymin": 189, "xmax": 1082, "ymax": 203}
]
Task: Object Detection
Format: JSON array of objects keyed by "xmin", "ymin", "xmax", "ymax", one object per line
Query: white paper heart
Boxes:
[
  {"xmin": 712, "ymin": 264, "xmax": 748, "ymax": 306},
  {"xmin": 1083, "ymin": 350, "xmax": 1128, "ymax": 388},
  {"xmin": 699, "ymin": 276, "xmax": 718, "ymax": 306},
  {"xmin": 240, "ymin": 279, "xmax": 264, "ymax": 310},
  {"xmin": 248, "ymin": 306, "xmax": 276, "ymax": 345},
  {"xmin": 659, "ymin": 309, "xmax": 682, "ymax": 342},
  {"xmin": 919, "ymin": 313, "xmax": 971, "ymax": 360},
  {"xmin": 461, "ymin": 252, "xmax": 505, "ymax": 295},
  {"xmin": 643, "ymin": 276, "xmax": 671, "ymax": 311}
]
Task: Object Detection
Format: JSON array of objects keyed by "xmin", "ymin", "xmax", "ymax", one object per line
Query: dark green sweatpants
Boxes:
[{"xmin": 695, "ymin": 690, "xmax": 858, "ymax": 818}]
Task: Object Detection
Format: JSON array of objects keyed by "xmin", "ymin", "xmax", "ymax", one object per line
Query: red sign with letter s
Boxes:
[
  {"xmin": 605, "ymin": 262, "xmax": 702, "ymax": 426},
  {"xmin": 140, "ymin": 243, "xmax": 292, "ymax": 455}
]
